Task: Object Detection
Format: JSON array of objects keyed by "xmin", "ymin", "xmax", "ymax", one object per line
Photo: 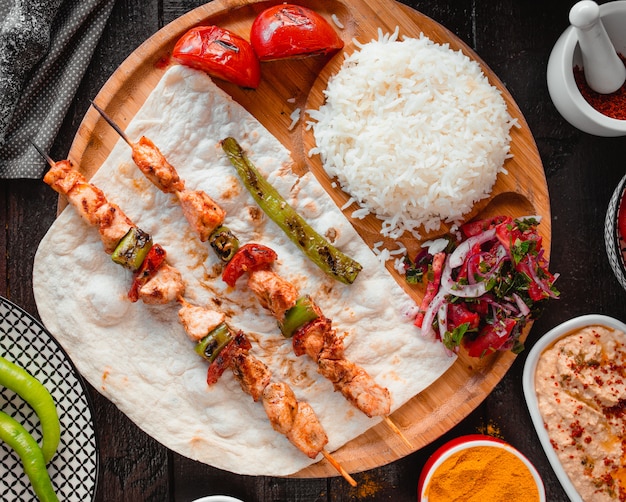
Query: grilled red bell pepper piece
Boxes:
[
  {"xmin": 206, "ymin": 331, "xmax": 251, "ymax": 385},
  {"xmin": 222, "ymin": 243, "xmax": 278, "ymax": 287},
  {"xmin": 128, "ymin": 244, "xmax": 167, "ymax": 302}
]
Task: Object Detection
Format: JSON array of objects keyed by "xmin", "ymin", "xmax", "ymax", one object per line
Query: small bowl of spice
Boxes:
[
  {"xmin": 605, "ymin": 173, "xmax": 626, "ymax": 291},
  {"xmin": 523, "ymin": 314, "xmax": 626, "ymax": 501},
  {"xmin": 547, "ymin": 1, "xmax": 626, "ymax": 136},
  {"xmin": 417, "ymin": 434, "xmax": 545, "ymax": 502}
]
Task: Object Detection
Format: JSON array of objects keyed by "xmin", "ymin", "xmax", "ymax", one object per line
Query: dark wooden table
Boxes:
[{"xmin": 2, "ymin": 0, "xmax": 626, "ymax": 500}]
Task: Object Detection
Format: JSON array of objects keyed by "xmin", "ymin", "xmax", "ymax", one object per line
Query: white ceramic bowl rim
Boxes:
[
  {"xmin": 556, "ymin": 1, "xmax": 626, "ymax": 131},
  {"xmin": 191, "ymin": 496, "xmax": 244, "ymax": 502},
  {"xmin": 419, "ymin": 437, "xmax": 546, "ymax": 502},
  {"xmin": 522, "ymin": 314, "xmax": 626, "ymax": 502}
]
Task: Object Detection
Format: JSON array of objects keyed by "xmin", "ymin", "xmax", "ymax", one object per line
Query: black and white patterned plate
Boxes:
[
  {"xmin": 0, "ymin": 297, "xmax": 98, "ymax": 501},
  {"xmin": 605, "ymin": 174, "xmax": 626, "ymax": 292}
]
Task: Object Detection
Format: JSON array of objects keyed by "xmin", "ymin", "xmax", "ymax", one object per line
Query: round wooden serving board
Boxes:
[{"xmin": 65, "ymin": 0, "xmax": 550, "ymax": 479}]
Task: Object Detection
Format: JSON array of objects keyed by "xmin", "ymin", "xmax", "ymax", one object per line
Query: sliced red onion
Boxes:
[
  {"xmin": 525, "ymin": 255, "xmax": 559, "ymax": 299},
  {"xmin": 512, "ymin": 293, "xmax": 531, "ymax": 316},
  {"xmin": 420, "ymin": 290, "xmax": 447, "ymax": 339},
  {"xmin": 437, "ymin": 301, "xmax": 449, "ymax": 341},
  {"xmin": 485, "ymin": 296, "xmax": 517, "ymax": 314},
  {"xmin": 441, "ymin": 243, "xmax": 509, "ymax": 298},
  {"xmin": 448, "ymin": 228, "xmax": 497, "ymax": 268},
  {"xmin": 441, "ymin": 276, "xmax": 489, "ymax": 298}
]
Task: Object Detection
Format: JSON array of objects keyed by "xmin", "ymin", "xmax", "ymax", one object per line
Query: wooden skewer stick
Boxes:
[
  {"xmin": 384, "ymin": 416, "xmax": 413, "ymax": 449},
  {"xmin": 90, "ymin": 100, "xmax": 133, "ymax": 147},
  {"xmin": 322, "ymin": 450, "xmax": 357, "ymax": 487},
  {"xmin": 30, "ymin": 141, "xmax": 56, "ymax": 167}
]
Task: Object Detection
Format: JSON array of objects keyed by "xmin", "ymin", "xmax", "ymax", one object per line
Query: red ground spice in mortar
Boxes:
[{"xmin": 573, "ymin": 53, "xmax": 626, "ymax": 120}]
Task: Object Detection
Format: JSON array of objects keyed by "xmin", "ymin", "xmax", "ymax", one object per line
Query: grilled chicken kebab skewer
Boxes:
[
  {"xmin": 90, "ymin": 102, "xmax": 412, "ymax": 449},
  {"xmin": 36, "ymin": 145, "xmax": 356, "ymax": 486}
]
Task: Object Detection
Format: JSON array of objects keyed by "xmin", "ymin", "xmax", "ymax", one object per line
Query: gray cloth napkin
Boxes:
[{"xmin": 0, "ymin": 0, "xmax": 115, "ymax": 179}]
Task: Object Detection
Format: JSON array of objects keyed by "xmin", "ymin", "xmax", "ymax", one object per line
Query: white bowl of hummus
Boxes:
[{"xmin": 523, "ymin": 314, "xmax": 626, "ymax": 502}]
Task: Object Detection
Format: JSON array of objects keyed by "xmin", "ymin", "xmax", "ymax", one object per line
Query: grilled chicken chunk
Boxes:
[
  {"xmin": 317, "ymin": 358, "xmax": 391, "ymax": 418},
  {"xmin": 247, "ymin": 269, "xmax": 299, "ymax": 321},
  {"xmin": 131, "ymin": 136, "xmax": 185, "ymax": 193},
  {"xmin": 177, "ymin": 300, "xmax": 225, "ymax": 342},
  {"xmin": 286, "ymin": 402, "xmax": 329, "ymax": 459},
  {"xmin": 94, "ymin": 202, "xmax": 135, "ymax": 253},
  {"xmin": 43, "ymin": 159, "xmax": 134, "ymax": 253},
  {"xmin": 262, "ymin": 382, "xmax": 298, "ymax": 435},
  {"xmin": 231, "ymin": 352, "xmax": 272, "ymax": 402},
  {"xmin": 292, "ymin": 316, "xmax": 342, "ymax": 361},
  {"xmin": 138, "ymin": 263, "xmax": 185, "ymax": 304},
  {"xmin": 177, "ymin": 189, "xmax": 225, "ymax": 242}
]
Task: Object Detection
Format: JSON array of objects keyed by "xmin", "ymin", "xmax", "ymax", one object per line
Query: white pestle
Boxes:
[{"xmin": 569, "ymin": 0, "xmax": 626, "ymax": 94}]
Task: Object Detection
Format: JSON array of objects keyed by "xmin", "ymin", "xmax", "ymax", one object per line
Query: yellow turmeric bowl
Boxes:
[{"xmin": 418, "ymin": 435, "xmax": 545, "ymax": 502}]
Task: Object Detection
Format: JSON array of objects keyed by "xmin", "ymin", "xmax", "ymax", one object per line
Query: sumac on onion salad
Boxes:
[{"xmin": 405, "ymin": 215, "xmax": 559, "ymax": 357}]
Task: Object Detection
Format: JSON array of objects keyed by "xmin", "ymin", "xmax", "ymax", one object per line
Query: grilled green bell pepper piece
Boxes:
[
  {"xmin": 111, "ymin": 227, "xmax": 153, "ymax": 271},
  {"xmin": 221, "ymin": 137, "xmax": 362, "ymax": 285},
  {"xmin": 209, "ymin": 225, "xmax": 240, "ymax": 262},
  {"xmin": 195, "ymin": 323, "xmax": 233, "ymax": 363},
  {"xmin": 279, "ymin": 296, "xmax": 321, "ymax": 337}
]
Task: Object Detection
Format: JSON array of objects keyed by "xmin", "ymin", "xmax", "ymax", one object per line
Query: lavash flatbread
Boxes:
[{"xmin": 33, "ymin": 65, "xmax": 455, "ymax": 476}]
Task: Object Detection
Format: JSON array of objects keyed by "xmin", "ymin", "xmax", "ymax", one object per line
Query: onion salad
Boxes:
[{"xmin": 405, "ymin": 216, "xmax": 559, "ymax": 357}]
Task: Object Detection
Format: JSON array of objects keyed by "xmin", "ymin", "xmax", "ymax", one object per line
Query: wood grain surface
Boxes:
[{"xmin": 58, "ymin": 0, "xmax": 550, "ymax": 479}]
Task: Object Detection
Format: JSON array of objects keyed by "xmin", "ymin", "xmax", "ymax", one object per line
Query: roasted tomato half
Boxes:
[
  {"xmin": 250, "ymin": 4, "xmax": 344, "ymax": 61},
  {"xmin": 172, "ymin": 26, "xmax": 261, "ymax": 88}
]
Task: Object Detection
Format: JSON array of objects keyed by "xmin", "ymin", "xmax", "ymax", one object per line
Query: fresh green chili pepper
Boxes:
[
  {"xmin": 279, "ymin": 296, "xmax": 321, "ymax": 337},
  {"xmin": 195, "ymin": 323, "xmax": 233, "ymax": 363},
  {"xmin": 0, "ymin": 356, "xmax": 60, "ymax": 464},
  {"xmin": 209, "ymin": 225, "xmax": 240, "ymax": 262},
  {"xmin": 221, "ymin": 137, "xmax": 362, "ymax": 285},
  {"xmin": 111, "ymin": 226, "xmax": 153, "ymax": 271},
  {"xmin": 0, "ymin": 410, "xmax": 59, "ymax": 502}
]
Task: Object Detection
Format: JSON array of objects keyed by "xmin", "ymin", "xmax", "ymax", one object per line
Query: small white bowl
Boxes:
[
  {"xmin": 605, "ymin": 173, "xmax": 626, "ymax": 291},
  {"xmin": 191, "ymin": 496, "xmax": 244, "ymax": 502},
  {"xmin": 417, "ymin": 435, "xmax": 545, "ymax": 501},
  {"xmin": 547, "ymin": 1, "xmax": 626, "ymax": 136},
  {"xmin": 523, "ymin": 314, "xmax": 626, "ymax": 502}
]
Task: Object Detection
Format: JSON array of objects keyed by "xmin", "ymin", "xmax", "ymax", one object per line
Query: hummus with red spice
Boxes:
[{"xmin": 535, "ymin": 325, "xmax": 626, "ymax": 501}]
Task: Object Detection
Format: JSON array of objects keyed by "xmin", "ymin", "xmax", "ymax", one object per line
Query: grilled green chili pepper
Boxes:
[
  {"xmin": 221, "ymin": 137, "xmax": 362, "ymax": 285},
  {"xmin": 209, "ymin": 225, "xmax": 240, "ymax": 262},
  {"xmin": 0, "ymin": 356, "xmax": 60, "ymax": 464},
  {"xmin": 195, "ymin": 323, "xmax": 233, "ymax": 363},
  {"xmin": 279, "ymin": 296, "xmax": 320, "ymax": 337},
  {"xmin": 111, "ymin": 226, "xmax": 153, "ymax": 271},
  {"xmin": 0, "ymin": 410, "xmax": 59, "ymax": 502}
]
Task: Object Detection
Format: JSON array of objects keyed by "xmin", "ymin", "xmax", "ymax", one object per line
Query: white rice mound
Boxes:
[{"xmin": 307, "ymin": 29, "xmax": 517, "ymax": 239}]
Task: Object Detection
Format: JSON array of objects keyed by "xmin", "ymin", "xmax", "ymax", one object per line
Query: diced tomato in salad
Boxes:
[{"xmin": 406, "ymin": 215, "xmax": 559, "ymax": 357}]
